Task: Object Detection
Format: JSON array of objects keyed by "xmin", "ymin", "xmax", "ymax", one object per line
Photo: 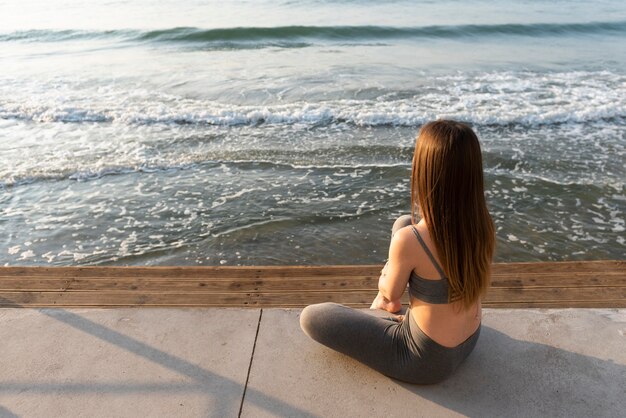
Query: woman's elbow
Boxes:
[{"xmin": 378, "ymin": 282, "xmax": 402, "ymax": 301}]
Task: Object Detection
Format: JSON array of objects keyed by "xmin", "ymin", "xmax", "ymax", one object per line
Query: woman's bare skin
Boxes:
[{"xmin": 371, "ymin": 219, "xmax": 482, "ymax": 348}]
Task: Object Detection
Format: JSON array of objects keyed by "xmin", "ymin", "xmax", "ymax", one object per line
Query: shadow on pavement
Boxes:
[{"xmin": 401, "ymin": 325, "xmax": 626, "ymax": 418}]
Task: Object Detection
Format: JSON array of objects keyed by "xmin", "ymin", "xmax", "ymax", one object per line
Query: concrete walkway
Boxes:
[{"xmin": 0, "ymin": 308, "xmax": 624, "ymax": 418}]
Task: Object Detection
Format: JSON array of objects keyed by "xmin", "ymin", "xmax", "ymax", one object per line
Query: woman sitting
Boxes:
[{"xmin": 300, "ymin": 120, "xmax": 495, "ymax": 384}]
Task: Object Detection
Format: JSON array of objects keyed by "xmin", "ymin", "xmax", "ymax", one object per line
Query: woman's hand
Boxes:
[
  {"xmin": 370, "ymin": 290, "xmax": 402, "ymax": 313},
  {"xmin": 389, "ymin": 314, "xmax": 405, "ymax": 322}
]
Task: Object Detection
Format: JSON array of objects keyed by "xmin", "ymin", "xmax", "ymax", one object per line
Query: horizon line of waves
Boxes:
[
  {"xmin": 0, "ymin": 160, "xmax": 410, "ymax": 188},
  {"xmin": 2, "ymin": 20, "xmax": 626, "ymax": 44}
]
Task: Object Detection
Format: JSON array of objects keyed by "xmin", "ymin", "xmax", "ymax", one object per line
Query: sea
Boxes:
[{"xmin": 1, "ymin": 0, "xmax": 625, "ymax": 266}]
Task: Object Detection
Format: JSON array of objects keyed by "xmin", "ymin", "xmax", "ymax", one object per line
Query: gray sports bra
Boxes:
[{"xmin": 408, "ymin": 226, "xmax": 453, "ymax": 304}]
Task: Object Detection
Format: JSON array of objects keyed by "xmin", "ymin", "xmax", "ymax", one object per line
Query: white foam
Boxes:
[
  {"xmin": 210, "ymin": 187, "xmax": 267, "ymax": 209},
  {"xmin": 2, "ymin": 69, "xmax": 624, "ymax": 189},
  {"xmin": 18, "ymin": 249, "xmax": 35, "ymax": 260},
  {"xmin": 1, "ymin": 70, "xmax": 625, "ymax": 128},
  {"xmin": 118, "ymin": 231, "xmax": 138, "ymax": 257},
  {"xmin": 507, "ymin": 234, "xmax": 519, "ymax": 242}
]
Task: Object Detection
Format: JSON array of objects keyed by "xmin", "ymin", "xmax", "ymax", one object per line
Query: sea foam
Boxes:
[{"xmin": 1, "ymin": 71, "xmax": 624, "ymax": 128}]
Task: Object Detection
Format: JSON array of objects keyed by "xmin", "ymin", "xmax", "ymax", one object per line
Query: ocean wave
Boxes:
[
  {"xmin": 0, "ymin": 159, "xmax": 405, "ymax": 188},
  {"xmin": 0, "ymin": 164, "xmax": 197, "ymax": 188},
  {"xmin": 0, "ymin": 29, "xmax": 134, "ymax": 43},
  {"xmin": 2, "ymin": 20, "xmax": 626, "ymax": 46},
  {"xmin": 3, "ymin": 153, "xmax": 623, "ymax": 191},
  {"xmin": 138, "ymin": 21, "xmax": 626, "ymax": 42},
  {"xmin": 2, "ymin": 96, "xmax": 625, "ymax": 127},
  {"xmin": 2, "ymin": 70, "xmax": 624, "ymax": 129}
]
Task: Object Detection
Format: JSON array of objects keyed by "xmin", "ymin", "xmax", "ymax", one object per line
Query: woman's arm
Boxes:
[
  {"xmin": 370, "ymin": 262, "xmax": 400, "ymax": 312},
  {"xmin": 370, "ymin": 227, "xmax": 414, "ymax": 312}
]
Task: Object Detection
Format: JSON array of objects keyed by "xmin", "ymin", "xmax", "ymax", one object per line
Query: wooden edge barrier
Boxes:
[{"xmin": 0, "ymin": 260, "xmax": 623, "ymax": 308}]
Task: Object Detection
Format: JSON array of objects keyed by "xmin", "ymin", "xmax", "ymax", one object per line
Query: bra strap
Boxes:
[{"xmin": 410, "ymin": 226, "xmax": 446, "ymax": 279}]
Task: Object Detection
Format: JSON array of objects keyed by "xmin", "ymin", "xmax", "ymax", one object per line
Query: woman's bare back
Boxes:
[{"xmin": 402, "ymin": 221, "xmax": 482, "ymax": 348}]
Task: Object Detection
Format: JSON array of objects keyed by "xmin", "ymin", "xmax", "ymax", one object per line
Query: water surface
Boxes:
[{"xmin": 1, "ymin": 0, "xmax": 625, "ymax": 265}]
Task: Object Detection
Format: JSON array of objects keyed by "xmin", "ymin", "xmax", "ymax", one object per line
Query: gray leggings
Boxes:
[{"xmin": 299, "ymin": 216, "xmax": 481, "ymax": 384}]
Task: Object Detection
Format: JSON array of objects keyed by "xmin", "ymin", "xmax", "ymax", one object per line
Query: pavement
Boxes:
[{"xmin": 0, "ymin": 307, "xmax": 624, "ymax": 418}]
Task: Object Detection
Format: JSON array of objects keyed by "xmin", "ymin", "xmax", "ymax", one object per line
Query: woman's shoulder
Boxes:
[
  {"xmin": 393, "ymin": 223, "xmax": 444, "ymax": 281},
  {"xmin": 392, "ymin": 222, "xmax": 430, "ymax": 249},
  {"xmin": 390, "ymin": 224, "xmax": 418, "ymax": 250}
]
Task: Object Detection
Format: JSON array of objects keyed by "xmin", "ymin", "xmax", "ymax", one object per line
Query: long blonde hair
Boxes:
[{"xmin": 411, "ymin": 120, "xmax": 495, "ymax": 310}]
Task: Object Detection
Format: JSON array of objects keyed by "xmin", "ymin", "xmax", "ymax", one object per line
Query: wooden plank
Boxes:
[
  {"xmin": 485, "ymin": 286, "xmax": 626, "ymax": 302},
  {"xmin": 64, "ymin": 277, "xmax": 378, "ymax": 292},
  {"xmin": 1, "ymin": 292, "xmax": 624, "ymax": 309},
  {"xmin": 490, "ymin": 272, "xmax": 626, "ymax": 288},
  {"xmin": 0, "ymin": 272, "xmax": 623, "ymax": 295},
  {"xmin": 0, "ymin": 278, "xmax": 71, "ymax": 291},
  {"xmin": 0, "ymin": 265, "xmax": 381, "ymax": 279},
  {"xmin": 54, "ymin": 273, "xmax": 623, "ymax": 292},
  {"xmin": 0, "ymin": 290, "xmax": 378, "ymax": 307},
  {"xmin": 492, "ymin": 260, "xmax": 624, "ymax": 274},
  {"xmin": 0, "ymin": 260, "xmax": 622, "ymax": 279},
  {"xmin": 58, "ymin": 278, "xmax": 625, "ymax": 293},
  {"xmin": 0, "ymin": 285, "xmax": 623, "ymax": 307},
  {"xmin": 0, "ymin": 260, "xmax": 623, "ymax": 308},
  {"xmin": 0, "ymin": 261, "xmax": 626, "ymax": 280}
]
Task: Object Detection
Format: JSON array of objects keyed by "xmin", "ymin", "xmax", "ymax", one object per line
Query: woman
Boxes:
[{"xmin": 300, "ymin": 120, "xmax": 495, "ymax": 384}]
